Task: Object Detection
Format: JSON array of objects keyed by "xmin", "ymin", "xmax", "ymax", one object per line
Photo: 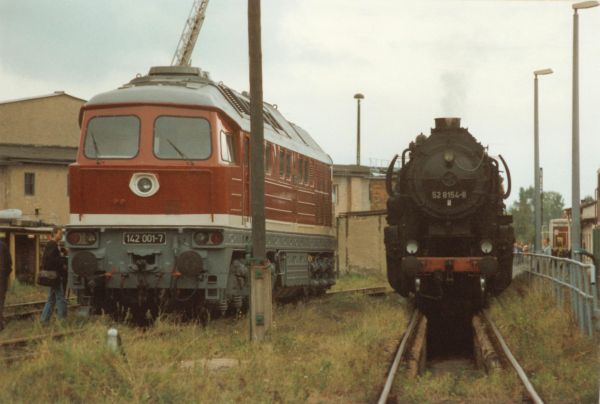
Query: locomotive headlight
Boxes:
[
  {"xmin": 137, "ymin": 178, "xmax": 153, "ymax": 193},
  {"xmin": 66, "ymin": 231, "xmax": 98, "ymax": 246},
  {"xmin": 443, "ymin": 150, "xmax": 455, "ymax": 163},
  {"xmin": 129, "ymin": 173, "xmax": 160, "ymax": 197},
  {"xmin": 194, "ymin": 231, "xmax": 209, "ymax": 245},
  {"xmin": 406, "ymin": 240, "xmax": 419, "ymax": 254},
  {"xmin": 480, "ymin": 239, "xmax": 493, "ymax": 254}
]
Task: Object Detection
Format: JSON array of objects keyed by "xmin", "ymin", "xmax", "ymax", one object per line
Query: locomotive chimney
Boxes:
[{"xmin": 434, "ymin": 117, "xmax": 461, "ymax": 129}]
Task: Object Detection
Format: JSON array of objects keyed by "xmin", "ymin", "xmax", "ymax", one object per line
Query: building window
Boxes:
[{"xmin": 24, "ymin": 172, "xmax": 35, "ymax": 196}]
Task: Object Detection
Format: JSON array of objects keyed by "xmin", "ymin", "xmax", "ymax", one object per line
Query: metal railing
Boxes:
[{"xmin": 514, "ymin": 253, "xmax": 598, "ymax": 336}]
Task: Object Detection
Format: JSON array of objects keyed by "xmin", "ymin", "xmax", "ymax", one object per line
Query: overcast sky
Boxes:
[{"xmin": 1, "ymin": 0, "xmax": 599, "ymax": 207}]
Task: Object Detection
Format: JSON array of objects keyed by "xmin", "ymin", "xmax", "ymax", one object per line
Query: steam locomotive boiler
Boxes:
[{"xmin": 384, "ymin": 118, "xmax": 514, "ymax": 314}]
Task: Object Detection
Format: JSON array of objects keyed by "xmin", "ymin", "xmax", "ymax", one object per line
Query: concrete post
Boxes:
[
  {"xmin": 249, "ymin": 264, "xmax": 272, "ymax": 340},
  {"xmin": 248, "ymin": 0, "xmax": 271, "ymax": 341}
]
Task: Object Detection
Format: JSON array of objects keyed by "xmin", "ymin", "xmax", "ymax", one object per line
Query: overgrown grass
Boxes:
[
  {"xmin": 490, "ymin": 275, "xmax": 598, "ymax": 403},
  {"xmin": 397, "ymin": 275, "xmax": 599, "ymax": 403},
  {"xmin": 399, "ymin": 369, "xmax": 522, "ymax": 403},
  {"xmin": 5, "ymin": 280, "xmax": 48, "ymax": 305},
  {"xmin": 331, "ymin": 269, "xmax": 388, "ymax": 292},
  {"xmin": 6, "ymin": 273, "xmax": 591, "ymax": 402},
  {"xmin": 0, "ymin": 292, "xmax": 409, "ymax": 402}
]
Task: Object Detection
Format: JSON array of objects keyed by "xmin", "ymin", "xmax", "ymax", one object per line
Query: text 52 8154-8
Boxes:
[{"xmin": 431, "ymin": 191, "xmax": 467, "ymax": 200}]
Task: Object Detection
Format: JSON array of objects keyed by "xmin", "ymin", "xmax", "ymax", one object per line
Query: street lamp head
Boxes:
[
  {"xmin": 573, "ymin": 1, "xmax": 599, "ymax": 10},
  {"xmin": 354, "ymin": 93, "xmax": 364, "ymax": 100},
  {"xmin": 534, "ymin": 68, "xmax": 554, "ymax": 76}
]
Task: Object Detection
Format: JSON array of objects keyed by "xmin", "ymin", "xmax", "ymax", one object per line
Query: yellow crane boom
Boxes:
[{"xmin": 171, "ymin": 0, "xmax": 209, "ymax": 66}]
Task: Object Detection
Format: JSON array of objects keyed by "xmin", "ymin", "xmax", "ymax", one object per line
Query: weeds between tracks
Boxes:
[
  {"xmin": 0, "ymin": 272, "xmax": 408, "ymax": 402},
  {"xmin": 394, "ymin": 275, "xmax": 599, "ymax": 403}
]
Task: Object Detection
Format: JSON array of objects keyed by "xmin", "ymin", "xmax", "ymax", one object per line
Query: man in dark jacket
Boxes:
[
  {"xmin": 40, "ymin": 226, "xmax": 67, "ymax": 323},
  {"xmin": 0, "ymin": 238, "xmax": 13, "ymax": 331}
]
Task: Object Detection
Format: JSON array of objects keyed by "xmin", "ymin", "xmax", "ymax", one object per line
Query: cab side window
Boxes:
[
  {"xmin": 279, "ymin": 149, "xmax": 285, "ymax": 178},
  {"xmin": 220, "ymin": 131, "xmax": 236, "ymax": 163}
]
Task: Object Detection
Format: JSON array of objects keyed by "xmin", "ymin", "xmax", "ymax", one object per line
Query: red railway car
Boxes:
[{"xmin": 66, "ymin": 66, "xmax": 335, "ymax": 322}]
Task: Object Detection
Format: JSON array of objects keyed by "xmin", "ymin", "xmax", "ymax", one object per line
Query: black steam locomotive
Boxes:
[{"xmin": 384, "ymin": 118, "xmax": 514, "ymax": 314}]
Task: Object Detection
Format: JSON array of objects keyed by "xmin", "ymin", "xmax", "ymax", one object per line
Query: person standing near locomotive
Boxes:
[
  {"xmin": 40, "ymin": 227, "xmax": 67, "ymax": 323},
  {"xmin": 542, "ymin": 238, "xmax": 552, "ymax": 256},
  {"xmin": 0, "ymin": 238, "xmax": 13, "ymax": 331}
]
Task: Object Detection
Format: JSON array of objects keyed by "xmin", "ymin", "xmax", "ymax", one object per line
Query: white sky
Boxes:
[{"xmin": 1, "ymin": 0, "xmax": 599, "ymax": 207}]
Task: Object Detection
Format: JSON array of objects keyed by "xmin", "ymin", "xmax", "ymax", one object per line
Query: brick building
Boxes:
[
  {"xmin": 563, "ymin": 169, "xmax": 600, "ymax": 257},
  {"xmin": 332, "ymin": 164, "xmax": 388, "ymax": 217},
  {"xmin": 332, "ymin": 164, "xmax": 390, "ymax": 274},
  {"xmin": 0, "ymin": 92, "xmax": 84, "ymax": 283}
]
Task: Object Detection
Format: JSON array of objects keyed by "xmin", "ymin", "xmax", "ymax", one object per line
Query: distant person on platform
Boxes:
[
  {"xmin": 0, "ymin": 238, "xmax": 13, "ymax": 331},
  {"xmin": 542, "ymin": 238, "xmax": 552, "ymax": 256},
  {"xmin": 40, "ymin": 227, "xmax": 67, "ymax": 324}
]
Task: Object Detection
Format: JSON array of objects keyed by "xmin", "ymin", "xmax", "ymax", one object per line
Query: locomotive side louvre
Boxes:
[
  {"xmin": 385, "ymin": 118, "xmax": 514, "ymax": 315},
  {"xmin": 66, "ymin": 66, "xmax": 335, "ymax": 320}
]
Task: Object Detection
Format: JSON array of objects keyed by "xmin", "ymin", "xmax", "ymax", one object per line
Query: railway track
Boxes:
[
  {"xmin": 3, "ymin": 299, "xmax": 78, "ymax": 323},
  {"xmin": 378, "ymin": 309, "xmax": 543, "ymax": 403},
  {"xmin": 325, "ymin": 286, "xmax": 389, "ymax": 297},
  {"xmin": 0, "ymin": 329, "xmax": 84, "ymax": 363}
]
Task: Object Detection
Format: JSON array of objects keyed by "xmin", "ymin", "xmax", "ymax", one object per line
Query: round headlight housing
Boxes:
[
  {"xmin": 194, "ymin": 231, "xmax": 209, "ymax": 245},
  {"xmin": 480, "ymin": 239, "xmax": 493, "ymax": 254},
  {"xmin": 137, "ymin": 177, "xmax": 153, "ymax": 193},
  {"xmin": 67, "ymin": 232, "xmax": 81, "ymax": 245},
  {"xmin": 210, "ymin": 231, "xmax": 224, "ymax": 245},
  {"xmin": 406, "ymin": 240, "xmax": 418, "ymax": 254},
  {"xmin": 66, "ymin": 231, "xmax": 97, "ymax": 246},
  {"xmin": 85, "ymin": 232, "xmax": 97, "ymax": 244},
  {"xmin": 444, "ymin": 150, "xmax": 455, "ymax": 163},
  {"xmin": 129, "ymin": 173, "xmax": 160, "ymax": 197}
]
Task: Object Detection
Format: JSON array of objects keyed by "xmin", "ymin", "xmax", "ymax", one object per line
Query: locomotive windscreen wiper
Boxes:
[
  {"xmin": 167, "ymin": 139, "xmax": 194, "ymax": 165},
  {"xmin": 90, "ymin": 131, "xmax": 101, "ymax": 162}
]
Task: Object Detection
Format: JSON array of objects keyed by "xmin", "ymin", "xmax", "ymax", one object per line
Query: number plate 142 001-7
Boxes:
[{"xmin": 123, "ymin": 232, "xmax": 166, "ymax": 244}]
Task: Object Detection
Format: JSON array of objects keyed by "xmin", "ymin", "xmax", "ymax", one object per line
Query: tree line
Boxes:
[{"xmin": 507, "ymin": 186, "xmax": 565, "ymax": 244}]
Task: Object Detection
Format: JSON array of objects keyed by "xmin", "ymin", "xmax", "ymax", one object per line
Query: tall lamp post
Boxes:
[
  {"xmin": 571, "ymin": 1, "xmax": 598, "ymax": 256},
  {"xmin": 533, "ymin": 68, "xmax": 553, "ymax": 253},
  {"xmin": 354, "ymin": 93, "xmax": 364, "ymax": 166}
]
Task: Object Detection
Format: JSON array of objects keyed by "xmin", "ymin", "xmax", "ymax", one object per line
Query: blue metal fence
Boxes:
[{"xmin": 514, "ymin": 253, "xmax": 598, "ymax": 337}]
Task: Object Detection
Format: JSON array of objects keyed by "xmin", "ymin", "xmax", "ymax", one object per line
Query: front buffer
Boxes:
[{"xmin": 400, "ymin": 256, "xmax": 498, "ymax": 316}]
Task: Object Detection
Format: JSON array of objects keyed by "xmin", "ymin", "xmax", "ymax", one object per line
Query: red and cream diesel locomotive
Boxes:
[{"xmin": 66, "ymin": 66, "xmax": 335, "ymax": 321}]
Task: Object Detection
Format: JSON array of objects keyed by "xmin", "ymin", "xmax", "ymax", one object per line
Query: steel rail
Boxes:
[
  {"xmin": 5, "ymin": 307, "xmax": 80, "ymax": 322},
  {"xmin": 0, "ymin": 330, "xmax": 82, "ymax": 349},
  {"xmin": 4, "ymin": 302, "xmax": 79, "ymax": 323},
  {"xmin": 326, "ymin": 286, "xmax": 389, "ymax": 296},
  {"xmin": 377, "ymin": 310, "xmax": 420, "ymax": 404},
  {"xmin": 483, "ymin": 310, "xmax": 543, "ymax": 404},
  {"xmin": 5, "ymin": 300, "xmax": 47, "ymax": 310},
  {"xmin": 5, "ymin": 297, "xmax": 76, "ymax": 311}
]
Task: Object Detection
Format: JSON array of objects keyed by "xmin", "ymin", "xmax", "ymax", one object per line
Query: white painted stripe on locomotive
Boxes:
[{"xmin": 68, "ymin": 213, "xmax": 334, "ymax": 236}]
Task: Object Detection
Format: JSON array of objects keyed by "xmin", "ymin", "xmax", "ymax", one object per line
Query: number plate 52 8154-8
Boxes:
[{"xmin": 123, "ymin": 232, "xmax": 166, "ymax": 244}]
